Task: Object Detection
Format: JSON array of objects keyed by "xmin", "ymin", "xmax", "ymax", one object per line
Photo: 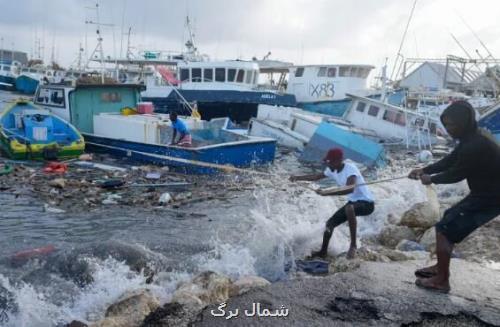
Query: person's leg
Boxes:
[
  {"xmin": 311, "ymin": 205, "xmax": 347, "ymax": 258},
  {"xmin": 345, "ymin": 204, "xmax": 357, "ymax": 259},
  {"xmin": 416, "ymin": 231, "xmax": 452, "ymax": 292}
]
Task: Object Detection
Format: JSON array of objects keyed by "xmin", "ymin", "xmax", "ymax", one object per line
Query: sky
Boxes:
[{"xmin": 1, "ymin": 0, "xmax": 499, "ymax": 79}]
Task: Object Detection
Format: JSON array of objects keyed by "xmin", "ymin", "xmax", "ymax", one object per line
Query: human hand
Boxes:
[
  {"xmin": 408, "ymin": 168, "xmax": 424, "ymax": 180},
  {"xmin": 420, "ymin": 174, "xmax": 432, "ymax": 185}
]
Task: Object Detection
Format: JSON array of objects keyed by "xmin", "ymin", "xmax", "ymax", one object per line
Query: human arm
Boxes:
[
  {"xmin": 421, "ymin": 143, "xmax": 476, "ymax": 185},
  {"xmin": 171, "ymin": 129, "xmax": 177, "ymax": 145},
  {"xmin": 316, "ymin": 175, "xmax": 356, "ymax": 196}
]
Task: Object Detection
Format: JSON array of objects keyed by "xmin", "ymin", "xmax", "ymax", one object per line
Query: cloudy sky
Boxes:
[{"xmin": 1, "ymin": 0, "xmax": 499, "ymax": 78}]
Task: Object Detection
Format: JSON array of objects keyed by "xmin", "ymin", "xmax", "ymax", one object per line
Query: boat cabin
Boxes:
[
  {"xmin": 288, "ymin": 64, "xmax": 374, "ymax": 103},
  {"xmin": 344, "ymin": 93, "xmax": 442, "ymax": 148}
]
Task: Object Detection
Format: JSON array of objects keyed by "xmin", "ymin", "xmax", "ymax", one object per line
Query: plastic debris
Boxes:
[{"xmin": 159, "ymin": 192, "xmax": 172, "ymax": 204}]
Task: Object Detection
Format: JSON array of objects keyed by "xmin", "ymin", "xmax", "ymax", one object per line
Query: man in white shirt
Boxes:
[{"xmin": 290, "ymin": 148, "xmax": 375, "ymax": 259}]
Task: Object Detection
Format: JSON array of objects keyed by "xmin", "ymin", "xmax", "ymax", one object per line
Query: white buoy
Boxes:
[
  {"xmin": 159, "ymin": 192, "xmax": 172, "ymax": 204},
  {"xmin": 417, "ymin": 150, "xmax": 433, "ymax": 163}
]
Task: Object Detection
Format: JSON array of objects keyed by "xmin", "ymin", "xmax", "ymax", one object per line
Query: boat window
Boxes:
[
  {"xmin": 191, "ymin": 68, "xmax": 202, "ymax": 82},
  {"xmin": 227, "ymin": 68, "xmax": 236, "ymax": 82},
  {"xmin": 327, "ymin": 68, "xmax": 336, "ymax": 77},
  {"xmin": 100, "ymin": 92, "xmax": 122, "ymax": 103},
  {"xmin": 317, "ymin": 67, "xmax": 327, "ymax": 77},
  {"xmin": 295, "ymin": 67, "xmax": 304, "ymax": 77},
  {"xmin": 2, "ymin": 66, "xmax": 10, "ymax": 71},
  {"xmin": 245, "ymin": 70, "xmax": 252, "ymax": 84},
  {"xmin": 356, "ymin": 68, "xmax": 365, "ymax": 78},
  {"xmin": 22, "ymin": 68, "xmax": 29, "ymax": 72},
  {"xmin": 46, "ymin": 71, "xmax": 52, "ymax": 76},
  {"xmin": 356, "ymin": 102, "xmax": 366, "ymax": 112},
  {"xmin": 204, "ymin": 68, "xmax": 213, "ymax": 82},
  {"xmin": 236, "ymin": 69, "xmax": 245, "ymax": 83},
  {"xmin": 368, "ymin": 105, "xmax": 380, "ymax": 117},
  {"xmin": 339, "ymin": 66, "xmax": 350, "ymax": 77},
  {"xmin": 180, "ymin": 69, "xmax": 189, "ymax": 82},
  {"xmin": 36, "ymin": 88, "xmax": 65, "ymax": 107},
  {"xmin": 383, "ymin": 109, "xmax": 406, "ymax": 126},
  {"xmin": 215, "ymin": 68, "xmax": 225, "ymax": 82},
  {"xmin": 383, "ymin": 110, "xmax": 396, "ymax": 122},
  {"xmin": 361, "ymin": 68, "xmax": 371, "ymax": 78},
  {"xmin": 253, "ymin": 71, "xmax": 258, "ymax": 84}
]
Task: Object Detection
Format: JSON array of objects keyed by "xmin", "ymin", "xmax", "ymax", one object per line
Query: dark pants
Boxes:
[
  {"xmin": 326, "ymin": 200, "xmax": 375, "ymax": 231},
  {"xmin": 436, "ymin": 195, "xmax": 500, "ymax": 244}
]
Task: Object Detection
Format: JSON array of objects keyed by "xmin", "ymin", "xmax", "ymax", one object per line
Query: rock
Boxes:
[
  {"xmin": 159, "ymin": 192, "xmax": 172, "ymax": 204},
  {"xmin": 79, "ymin": 153, "xmax": 93, "ymax": 161},
  {"xmin": 102, "ymin": 194, "xmax": 122, "ymax": 205},
  {"xmin": 196, "ymin": 259, "xmax": 500, "ymax": 326},
  {"xmin": 141, "ymin": 302, "xmax": 197, "ymax": 327},
  {"xmin": 419, "ymin": 227, "xmax": 436, "ymax": 251},
  {"xmin": 386, "ymin": 213, "xmax": 400, "ymax": 225},
  {"xmin": 66, "ymin": 321, "xmax": 88, "ymax": 327},
  {"xmin": 93, "ymin": 289, "xmax": 159, "ymax": 327},
  {"xmin": 329, "ymin": 257, "xmax": 361, "ymax": 273},
  {"xmin": 396, "ymin": 240, "xmax": 426, "ymax": 252},
  {"xmin": 49, "ymin": 178, "xmax": 66, "ymax": 189},
  {"xmin": 230, "ymin": 275, "xmax": 271, "ymax": 296},
  {"xmin": 378, "ymin": 225, "xmax": 417, "ymax": 248},
  {"xmin": 455, "ymin": 217, "xmax": 500, "ymax": 262},
  {"xmin": 399, "ymin": 186, "xmax": 440, "ymax": 229},
  {"xmin": 171, "ymin": 271, "xmax": 233, "ymax": 308}
]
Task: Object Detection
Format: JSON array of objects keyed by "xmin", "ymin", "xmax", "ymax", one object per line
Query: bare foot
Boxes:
[
  {"xmin": 310, "ymin": 250, "xmax": 327, "ymax": 259},
  {"xmin": 415, "ymin": 276, "xmax": 450, "ymax": 293},
  {"xmin": 346, "ymin": 247, "xmax": 356, "ymax": 259},
  {"xmin": 414, "ymin": 264, "xmax": 438, "ymax": 278}
]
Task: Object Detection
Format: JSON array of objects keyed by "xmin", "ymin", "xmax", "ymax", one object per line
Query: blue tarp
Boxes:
[{"xmin": 300, "ymin": 122, "xmax": 385, "ymax": 167}]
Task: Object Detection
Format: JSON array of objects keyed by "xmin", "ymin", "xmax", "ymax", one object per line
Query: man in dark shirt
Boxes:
[{"xmin": 409, "ymin": 100, "xmax": 500, "ymax": 293}]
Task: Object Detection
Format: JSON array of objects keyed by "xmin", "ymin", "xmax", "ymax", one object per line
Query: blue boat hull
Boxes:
[
  {"xmin": 143, "ymin": 89, "xmax": 297, "ymax": 123},
  {"xmin": 15, "ymin": 75, "xmax": 39, "ymax": 94},
  {"xmin": 83, "ymin": 133, "xmax": 276, "ymax": 174},
  {"xmin": 479, "ymin": 106, "xmax": 500, "ymax": 141}
]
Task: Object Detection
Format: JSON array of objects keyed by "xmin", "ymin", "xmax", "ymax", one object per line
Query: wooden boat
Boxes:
[
  {"xmin": 0, "ymin": 99, "xmax": 85, "ymax": 160},
  {"xmin": 35, "ymin": 84, "xmax": 276, "ymax": 174}
]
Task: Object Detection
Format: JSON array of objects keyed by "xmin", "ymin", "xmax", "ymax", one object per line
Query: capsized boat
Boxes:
[
  {"xmin": 478, "ymin": 102, "xmax": 500, "ymax": 141},
  {"xmin": 0, "ymin": 99, "xmax": 85, "ymax": 160}
]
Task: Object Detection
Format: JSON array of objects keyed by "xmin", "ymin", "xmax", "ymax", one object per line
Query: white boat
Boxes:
[{"xmin": 343, "ymin": 93, "xmax": 445, "ymax": 148}]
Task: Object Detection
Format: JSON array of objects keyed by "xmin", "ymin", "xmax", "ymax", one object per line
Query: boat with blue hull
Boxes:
[
  {"xmin": 36, "ymin": 84, "xmax": 276, "ymax": 174},
  {"xmin": 479, "ymin": 103, "xmax": 500, "ymax": 141},
  {"xmin": 15, "ymin": 74, "xmax": 40, "ymax": 94},
  {"xmin": 0, "ymin": 99, "xmax": 84, "ymax": 160},
  {"xmin": 142, "ymin": 60, "xmax": 297, "ymax": 123}
]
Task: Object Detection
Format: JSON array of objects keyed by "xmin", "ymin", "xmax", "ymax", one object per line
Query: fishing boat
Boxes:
[
  {"xmin": 35, "ymin": 84, "xmax": 276, "ymax": 174},
  {"xmin": 478, "ymin": 102, "xmax": 500, "ymax": 141},
  {"xmin": 0, "ymin": 99, "xmax": 85, "ymax": 160},
  {"xmin": 342, "ymin": 93, "xmax": 445, "ymax": 148},
  {"xmin": 0, "ymin": 61, "xmax": 19, "ymax": 89}
]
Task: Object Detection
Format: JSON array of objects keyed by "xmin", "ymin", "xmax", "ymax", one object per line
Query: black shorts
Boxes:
[
  {"xmin": 435, "ymin": 196, "xmax": 500, "ymax": 244},
  {"xmin": 326, "ymin": 200, "xmax": 375, "ymax": 231}
]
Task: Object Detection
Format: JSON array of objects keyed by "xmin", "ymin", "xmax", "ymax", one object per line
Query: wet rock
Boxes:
[
  {"xmin": 378, "ymin": 225, "xmax": 417, "ymax": 248},
  {"xmin": 172, "ymin": 271, "xmax": 233, "ymax": 308},
  {"xmin": 66, "ymin": 321, "xmax": 89, "ymax": 327},
  {"xmin": 196, "ymin": 259, "xmax": 500, "ymax": 326},
  {"xmin": 49, "ymin": 178, "xmax": 66, "ymax": 189},
  {"xmin": 399, "ymin": 186, "xmax": 440, "ymax": 229},
  {"xmin": 396, "ymin": 240, "xmax": 426, "ymax": 252},
  {"xmin": 140, "ymin": 302, "xmax": 198, "ymax": 327},
  {"xmin": 455, "ymin": 217, "xmax": 500, "ymax": 262},
  {"xmin": 0, "ymin": 285, "xmax": 18, "ymax": 324},
  {"xmin": 329, "ymin": 257, "xmax": 361, "ymax": 273},
  {"xmin": 418, "ymin": 227, "xmax": 436, "ymax": 252},
  {"xmin": 93, "ymin": 289, "xmax": 159, "ymax": 327},
  {"xmin": 230, "ymin": 275, "xmax": 271, "ymax": 296}
]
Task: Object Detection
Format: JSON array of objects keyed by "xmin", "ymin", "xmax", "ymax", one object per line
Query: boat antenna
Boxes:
[
  {"xmin": 85, "ymin": 1, "xmax": 114, "ymax": 83},
  {"xmin": 390, "ymin": 0, "xmax": 418, "ymax": 82},
  {"xmin": 456, "ymin": 12, "xmax": 495, "ymax": 59}
]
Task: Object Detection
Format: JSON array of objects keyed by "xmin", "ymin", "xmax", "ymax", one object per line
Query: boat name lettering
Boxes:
[
  {"xmin": 261, "ymin": 94, "xmax": 277, "ymax": 99},
  {"xmin": 309, "ymin": 82, "xmax": 334, "ymax": 98}
]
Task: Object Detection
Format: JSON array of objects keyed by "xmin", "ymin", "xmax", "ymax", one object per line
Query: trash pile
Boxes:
[{"xmin": 0, "ymin": 153, "xmax": 258, "ymax": 214}]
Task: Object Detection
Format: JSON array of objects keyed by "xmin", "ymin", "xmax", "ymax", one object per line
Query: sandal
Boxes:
[{"xmin": 415, "ymin": 278, "xmax": 450, "ymax": 294}]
